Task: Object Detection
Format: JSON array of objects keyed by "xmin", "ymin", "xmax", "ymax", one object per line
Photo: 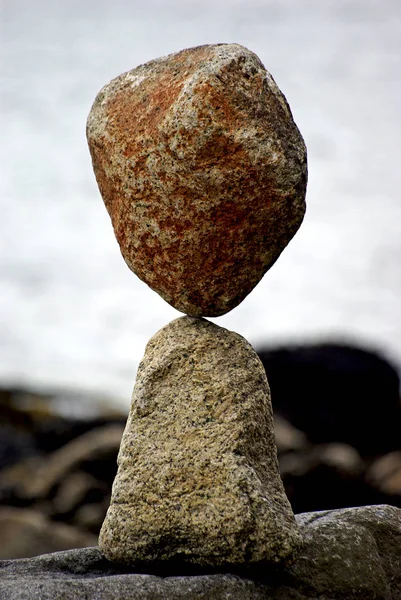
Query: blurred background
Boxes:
[{"xmin": 0, "ymin": 0, "xmax": 400, "ymax": 559}]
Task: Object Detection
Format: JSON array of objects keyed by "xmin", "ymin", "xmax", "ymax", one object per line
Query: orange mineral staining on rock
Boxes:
[{"xmin": 87, "ymin": 44, "xmax": 307, "ymax": 316}]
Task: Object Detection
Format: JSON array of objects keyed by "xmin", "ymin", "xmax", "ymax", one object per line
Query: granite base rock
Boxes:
[
  {"xmin": 100, "ymin": 316, "xmax": 300, "ymax": 568},
  {"xmin": 1, "ymin": 505, "xmax": 399, "ymax": 600}
]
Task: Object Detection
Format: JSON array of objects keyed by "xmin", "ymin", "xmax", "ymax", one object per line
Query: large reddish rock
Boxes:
[{"xmin": 87, "ymin": 44, "xmax": 307, "ymax": 316}]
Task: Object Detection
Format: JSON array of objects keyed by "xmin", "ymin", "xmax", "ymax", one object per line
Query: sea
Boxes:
[{"xmin": 1, "ymin": 0, "xmax": 401, "ymax": 410}]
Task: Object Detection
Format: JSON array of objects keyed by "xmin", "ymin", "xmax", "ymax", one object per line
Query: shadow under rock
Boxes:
[{"xmin": 49, "ymin": 546, "xmax": 293, "ymax": 585}]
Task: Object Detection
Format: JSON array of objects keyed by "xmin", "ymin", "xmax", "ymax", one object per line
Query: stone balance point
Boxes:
[{"xmin": 87, "ymin": 43, "xmax": 307, "ymax": 569}]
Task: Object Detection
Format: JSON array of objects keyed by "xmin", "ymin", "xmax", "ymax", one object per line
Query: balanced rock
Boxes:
[
  {"xmin": 87, "ymin": 44, "xmax": 307, "ymax": 317},
  {"xmin": 99, "ymin": 317, "xmax": 301, "ymax": 567}
]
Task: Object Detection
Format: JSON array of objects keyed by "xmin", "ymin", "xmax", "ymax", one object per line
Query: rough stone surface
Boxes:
[
  {"xmin": 99, "ymin": 316, "xmax": 300, "ymax": 568},
  {"xmin": 292, "ymin": 504, "xmax": 401, "ymax": 600},
  {"xmin": 1, "ymin": 506, "xmax": 399, "ymax": 600},
  {"xmin": 87, "ymin": 43, "xmax": 307, "ymax": 317}
]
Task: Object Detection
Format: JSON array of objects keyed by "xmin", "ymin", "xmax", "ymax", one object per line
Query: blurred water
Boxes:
[{"xmin": 1, "ymin": 0, "xmax": 401, "ymax": 407}]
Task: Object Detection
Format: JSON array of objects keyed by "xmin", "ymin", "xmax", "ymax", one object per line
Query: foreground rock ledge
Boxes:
[
  {"xmin": 87, "ymin": 43, "xmax": 307, "ymax": 317},
  {"xmin": 99, "ymin": 316, "xmax": 301, "ymax": 568},
  {"xmin": 1, "ymin": 506, "xmax": 399, "ymax": 600}
]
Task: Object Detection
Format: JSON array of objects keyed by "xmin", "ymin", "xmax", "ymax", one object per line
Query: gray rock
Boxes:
[
  {"xmin": 87, "ymin": 43, "xmax": 307, "ymax": 317},
  {"xmin": 293, "ymin": 504, "xmax": 400, "ymax": 600},
  {"xmin": 1, "ymin": 505, "xmax": 399, "ymax": 599},
  {"xmin": 100, "ymin": 316, "xmax": 301, "ymax": 568}
]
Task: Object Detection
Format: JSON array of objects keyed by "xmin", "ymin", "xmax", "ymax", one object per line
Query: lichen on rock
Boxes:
[{"xmin": 87, "ymin": 43, "xmax": 307, "ymax": 317}]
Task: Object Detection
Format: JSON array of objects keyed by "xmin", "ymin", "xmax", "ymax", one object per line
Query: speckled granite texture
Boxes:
[
  {"xmin": 87, "ymin": 43, "xmax": 307, "ymax": 316},
  {"xmin": 100, "ymin": 317, "xmax": 301, "ymax": 568}
]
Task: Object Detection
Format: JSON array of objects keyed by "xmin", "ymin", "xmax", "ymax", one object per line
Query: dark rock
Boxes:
[
  {"xmin": 0, "ymin": 505, "xmax": 399, "ymax": 599},
  {"xmin": 51, "ymin": 471, "xmax": 107, "ymax": 518},
  {"xmin": 0, "ymin": 385, "xmax": 126, "ymax": 457},
  {"xmin": 0, "ymin": 424, "xmax": 123, "ymax": 503},
  {"xmin": 0, "ymin": 426, "xmax": 37, "ymax": 473},
  {"xmin": 0, "ymin": 507, "xmax": 97, "ymax": 560},
  {"xmin": 0, "ymin": 388, "xmax": 43, "ymax": 471},
  {"xmin": 72, "ymin": 498, "xmax": 110, "ymax": 534},
  {"xmin": 273, "ymin": 415, "xmax": 308, "ymax": 454},
  {"xmin": 279, "ymin": 442, "xmax": 389, "ymax": 513},
  {"xmin": 1, "ymin": 380, "xmax": 399, "ymax": 561},
  {"xmin": 0, "ymin": 387, "xmax": 124, "ymax": 550},
  {"xmin": 258, "ymin": 342, "xmax": 401, "ymax": 457}
]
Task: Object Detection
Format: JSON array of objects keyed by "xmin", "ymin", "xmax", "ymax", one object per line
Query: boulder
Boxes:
[
  {"xmin": 87, "ymin": 43, "xmax": 307, "ymax": 317},
  {"xmin": 278, "ymin": 442, "xmax": 382, "ymax": 514},
  {"xmin": 257, "ymin": 342, "xmax": 401, "ymax": 456},
  {"xmin": 100, "ymin": 316, "xmax": 301, "ymax": 568},
  {"xmin": 1, "ymin": 505, "xmax": 399, "ymax": 599}
]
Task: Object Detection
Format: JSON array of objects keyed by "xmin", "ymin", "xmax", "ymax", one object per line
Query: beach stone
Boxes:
[
  {"xmin": 87, "ymin": 43, "xmax": 307, "ymax": 317},
  {"xmin": 99, "ymin": 316, "xmax": 301, "ymax": 568},
  {"xmin": 1, "ymin": 505, "xmax": 400, "ymax": 600}
]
